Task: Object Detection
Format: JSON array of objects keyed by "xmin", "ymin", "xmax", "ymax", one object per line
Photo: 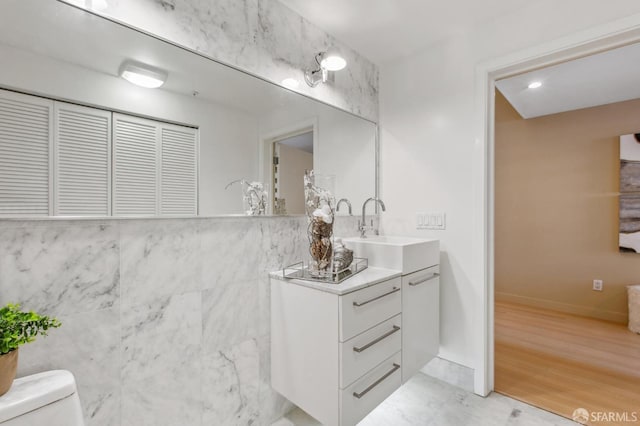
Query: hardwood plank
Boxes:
[{"xmin": 495, "ymin": 301, "xmax": 640, "ymax": 426}]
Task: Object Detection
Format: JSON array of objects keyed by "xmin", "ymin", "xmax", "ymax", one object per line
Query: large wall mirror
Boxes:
[{"xmin": 0, "ymin": 0, "xmax": 376, "ymax": 217}]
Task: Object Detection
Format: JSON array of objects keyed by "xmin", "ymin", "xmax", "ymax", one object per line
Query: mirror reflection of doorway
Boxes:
[{"xmin": 272, "ymin": 130, "xmax": 313, "ymax": 215}]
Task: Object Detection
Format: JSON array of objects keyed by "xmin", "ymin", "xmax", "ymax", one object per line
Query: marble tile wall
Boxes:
[
  {"xmin": 60, "ymin": 0, "xmax": 379, "ymax": 122},
  {"xmin": 0, "ymin": 214, "xmax": 372, "ymax": 426}
]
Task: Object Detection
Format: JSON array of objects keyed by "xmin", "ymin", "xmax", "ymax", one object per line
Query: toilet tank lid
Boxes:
[{"xmin": 0, "ymin": 370, "xmax": 77, "ymax": 423}]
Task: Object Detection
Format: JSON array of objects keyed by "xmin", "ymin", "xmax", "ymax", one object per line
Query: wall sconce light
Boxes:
[
  {"xmin": 120, "ymin": 60, "xmax": 168, "ymax": 89},
  {"xmin": 304, "ymin": 48, "xmax": 347, "ymax": 87}
]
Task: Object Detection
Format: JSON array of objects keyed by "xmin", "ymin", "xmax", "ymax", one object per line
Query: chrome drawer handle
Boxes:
[
  {"xmin": 409, "ymin": 273, "xmax": 440, "ymax": 286},
  {"xmin": 352, "ymin": 363, "xmax": 401, "ymax": 399},
  {"xmin": 353, "ymin": 287, "xmax": 400, "ymax": 307},
  {"xmin": 353, "ymin": 325, "xmax": 401, "ymax": 353}
]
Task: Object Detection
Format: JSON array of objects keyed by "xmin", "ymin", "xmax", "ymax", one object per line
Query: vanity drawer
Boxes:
[
  {"xmin": 340, "ymin": 352, "xmax": 402, "ymax": 426},
  {"xmin": 339, "ymin": 277, "xmax": 401, "ymax": 342},
  {"xmin": 340, "ymin": 314, "xmax": 402, "ymax": 389}
]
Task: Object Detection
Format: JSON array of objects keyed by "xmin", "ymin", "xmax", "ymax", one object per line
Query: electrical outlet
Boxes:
[{"xmin": 593, "ymin": 279, "xmax": 603, "ymax": 291}]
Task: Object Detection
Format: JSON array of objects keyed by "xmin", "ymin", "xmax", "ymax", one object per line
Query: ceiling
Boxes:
[
  {"xmin": 278, "ymin": 0, "xmax": 640, "ymax": 118},
  {"xmin": 278, "ymin": 131, "xmax": 314, "ymax": 154},
  {"xmin": 496, "ymin": 42, "xmax": 640, "ymax": 119},
  {"xmin": 279, "ymin": 0, "xmax": 531, "ymax": 64}
]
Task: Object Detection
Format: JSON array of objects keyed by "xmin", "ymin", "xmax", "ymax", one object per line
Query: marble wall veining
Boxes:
[
  {"xmin": 60, "ymin": 0, "xmax": 379, "ymax": 122},
  {"xmin": 0, "ymin": 215, "xmax": 372, "ymax": 426}
]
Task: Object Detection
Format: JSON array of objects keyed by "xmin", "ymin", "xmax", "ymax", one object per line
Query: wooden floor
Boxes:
[{"xmin": 495, "ymin": 301, "xmax": 640, "ymax": 426}]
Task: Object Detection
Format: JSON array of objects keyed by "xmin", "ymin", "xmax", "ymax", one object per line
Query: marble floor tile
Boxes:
[
  {"xmin": 421, "ymin": 357, "xmax": 474, "ymax": 393},
  {"xmin": 275, "ymin": 373, "xmax": 578, "ymax": 426}
]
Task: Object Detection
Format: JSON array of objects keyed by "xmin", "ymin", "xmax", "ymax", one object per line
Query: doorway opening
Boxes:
[
  {"xmin": 476, "ymin": 27, "xmax": 640, "ymax": 424},
  {"xmin": 271, "ymin": 129, "xmax": 314, "ymax": 215},
  {"xmin": 472, "ymin": 16, "xmax": 640, "ymax": 398},
  {"xmin": 493, "ymin": 90, "xmax": 640, "ymax": 421}
]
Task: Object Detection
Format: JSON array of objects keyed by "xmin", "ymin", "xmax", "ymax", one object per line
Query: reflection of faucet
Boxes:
[
  {"xmin": 336, "ymin": 198, "xmax": 352, "ymax": 215},
  {"xmin": 359, "ymin": 197, "xmax": 386, "ymax": 238},
  {"xmin": 225, "ymin": 179, "xmax": 245, "ymax": 190}
]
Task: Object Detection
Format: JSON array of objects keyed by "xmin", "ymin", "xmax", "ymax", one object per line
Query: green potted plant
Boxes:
[{"xmin": 0, "ymin": 304, "xmax": 61, "ymax": 396}]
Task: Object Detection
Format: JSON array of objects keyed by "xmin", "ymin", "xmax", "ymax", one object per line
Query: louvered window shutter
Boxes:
[
  {"xmin": 54, "ymin": 102, "xmax": 111, "ymax": 216},
  {"xmin": 112, "ymin": 113, "xmax": 159, "ymax": 216},
  {"xmin": 0, "ymin": 89, "xmax": 53, "ymax": 216},
  {"xmin": 160, "ymin": 124, "xmax": 198, "ymax": 215}
]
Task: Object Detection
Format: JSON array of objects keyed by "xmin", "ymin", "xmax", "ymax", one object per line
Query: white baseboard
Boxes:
[{"xmin": 420, "ymin": 357, "xmax": 474, "ymax": 393}]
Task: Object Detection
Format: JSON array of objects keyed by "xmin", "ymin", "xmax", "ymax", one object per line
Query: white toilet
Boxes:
[{"xmin": 0, "ymin": 370, "xmax": 85, "ymax": 425}]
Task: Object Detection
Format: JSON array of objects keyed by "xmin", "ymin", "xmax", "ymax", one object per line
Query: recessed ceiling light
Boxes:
[
  {"xmin": 528, "ymin": 81, "xmax": 542, "ymax": 89},
  {"xmin": 120, "ymin": 61, "xmax": 167, "ymax": 89},
  {"xmin": 282, "ymin": 78, "xmax": 300, "ymax": 89}
]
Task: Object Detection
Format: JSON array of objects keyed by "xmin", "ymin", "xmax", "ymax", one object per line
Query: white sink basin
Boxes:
[{"xmin": 343, "ymin": 236, "xmax": 439, "ymax": 275}]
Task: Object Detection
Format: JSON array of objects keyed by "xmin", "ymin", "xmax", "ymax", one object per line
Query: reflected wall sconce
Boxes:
[
  {"xmin": 65, "ymin": 0, "xmax": 109, "ymax": 12},
  {"xmin": 120, "ymin": 60, "xmax": 168, "ymax": 89},
  {"xmin": 304, "ymin": 48, "xmax": 347, "ymax": 87}
]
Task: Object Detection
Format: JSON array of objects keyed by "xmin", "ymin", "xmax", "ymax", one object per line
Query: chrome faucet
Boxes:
[
  {"xmin": 359, "ymin": 197, "xmax": 386, "ymax": 238},
  {"xmin": 336, "ymin": 198, "xmax": 352, "ymax": 215}
]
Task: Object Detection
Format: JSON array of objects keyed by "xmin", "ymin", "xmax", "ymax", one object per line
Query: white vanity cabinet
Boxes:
[
  {"xmin": 342, "ymin": 236, "xmax": 441, "ymax": 384},
  {"xmin": 401, "ymin": 265, "xmax": 440, "ymax": 382},
  {"xmin": 271, "ymin": 269, "xmax": 403, "ymax": 426},
  {"xmin": 271, "ymin": 260, "xmax": 440, "ymax": 426}
]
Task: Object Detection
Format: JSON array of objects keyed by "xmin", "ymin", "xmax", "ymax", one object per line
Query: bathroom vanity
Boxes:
[{"xmin": 270, "ymin": 237, "xmax": 439, "ymax": 426}]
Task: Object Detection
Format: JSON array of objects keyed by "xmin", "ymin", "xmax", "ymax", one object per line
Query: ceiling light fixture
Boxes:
[
  {"xmin": 304, "ymin": 48, "xmax": 347, "ymax": 87},
  {"xmin": 528, "ymin": 81, "xmax": 542, "ymax": 89},
  {"xmin": 120, "ymin": 60, "xmax": 167, "ymax": 89}
]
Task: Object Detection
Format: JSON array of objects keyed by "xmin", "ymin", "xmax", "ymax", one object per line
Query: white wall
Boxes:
[
  {"xmin": 0, "ymin": 43, "xmax": 258, "ymax": 215},
  {"xmin": 379, "ymin": 0, "xmax": 640, "ymax": 373}
]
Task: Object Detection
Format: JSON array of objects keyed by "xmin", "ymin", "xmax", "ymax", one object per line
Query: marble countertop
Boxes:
[{"xmin": 269, "ymin": 266, "xmax": 401, "ymax": 295}]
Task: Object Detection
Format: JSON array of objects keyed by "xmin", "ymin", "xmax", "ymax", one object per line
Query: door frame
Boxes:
[
  {"xmin": 258, "ymin": 118, "xmax": 319, "ymax": 214},
  {"xmin": 474, "ymin": 14, "xmax": 640, "ymax": 396}
]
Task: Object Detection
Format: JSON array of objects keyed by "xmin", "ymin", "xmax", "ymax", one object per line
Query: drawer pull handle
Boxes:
[
  {"xmin": 353, "ymin": 325, "xmax": 401, "ymax": 353},
  {"xmin": 353, "ymin": 363, "xmax": 401, "ymax": 399},
  {"xmin": 409, "ymin": 273, "xmax": 440, "ymax": 286},
  {"xmin": 353, "ymin": 287, "xmax": 400, "ymax": 307}
]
